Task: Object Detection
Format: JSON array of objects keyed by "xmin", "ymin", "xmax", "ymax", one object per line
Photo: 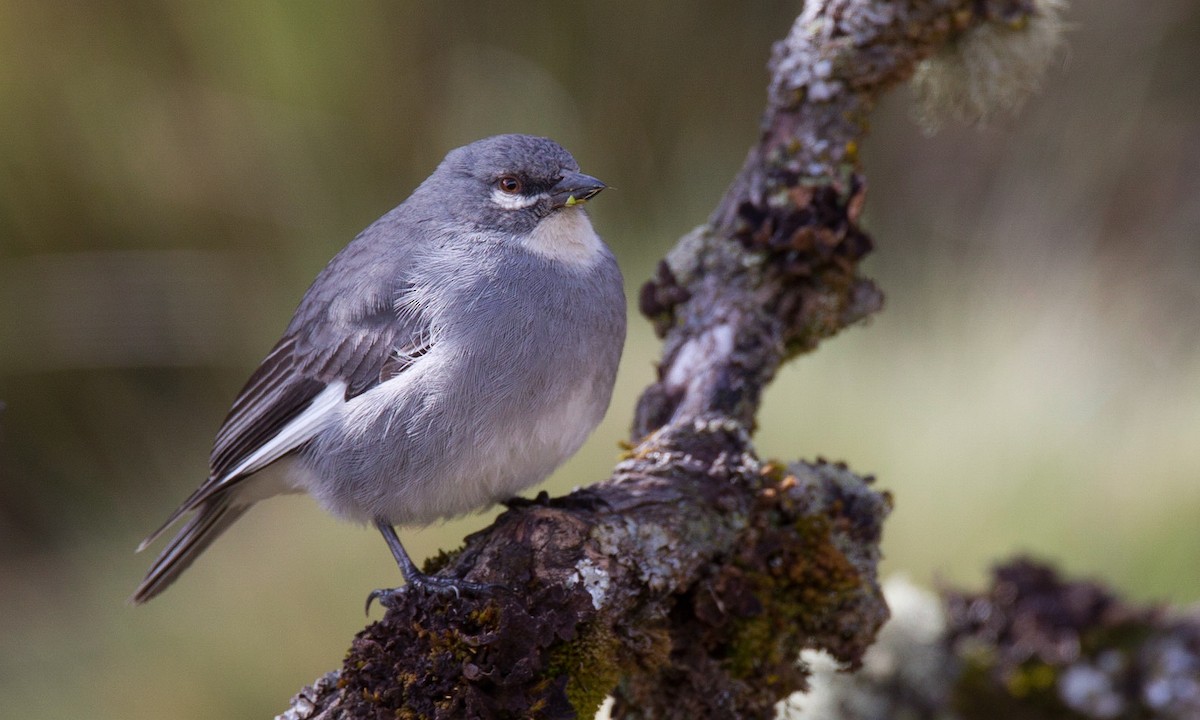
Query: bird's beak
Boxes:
[{"xmin": 549, "ymin": 171, "xmax": 607, "ymax": 209}]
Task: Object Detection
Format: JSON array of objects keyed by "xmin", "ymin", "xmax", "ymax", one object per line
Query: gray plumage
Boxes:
[{"xmin": 133, "ymin": 134, "xmax": 626, "ymax": 604}]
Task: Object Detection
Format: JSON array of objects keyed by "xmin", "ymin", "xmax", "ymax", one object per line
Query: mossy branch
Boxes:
[
  {"xmin": 793, "ymin": 558, "xmax": 1200, "ymax": 719},
  {"xmin": 278, "ymin": 2, "xmax": 1061, "ymax": 718}
]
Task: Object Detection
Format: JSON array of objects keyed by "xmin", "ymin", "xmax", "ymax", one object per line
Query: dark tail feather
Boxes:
[
  {"xmin": 130, "ymin": 496, "xmax": 249, "ymax": 604},
  {"xmin": 136, "ymin": 486, "xmax": 206, "ymax": 553}
]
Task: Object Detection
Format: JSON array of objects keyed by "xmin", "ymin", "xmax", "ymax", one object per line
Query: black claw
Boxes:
[{"xmin": 365, "ymin": 586, "xmax": 404, "ymax": 615}]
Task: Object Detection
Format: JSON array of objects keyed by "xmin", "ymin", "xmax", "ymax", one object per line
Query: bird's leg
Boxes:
[{"xmin": 365, "ymin": 518, "xmax": 499, "ymax": 613}]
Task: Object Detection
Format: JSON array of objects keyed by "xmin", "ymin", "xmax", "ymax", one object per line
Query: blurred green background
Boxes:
[{"xmin": 2, "ymin": 1, "xmax": 1198, "ymax": 718}]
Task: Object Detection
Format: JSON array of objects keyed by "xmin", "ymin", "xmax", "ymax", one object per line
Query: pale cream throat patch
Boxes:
[{"xmin": 520, "ymin": 208, "xmax": 604, "ymax": 268}]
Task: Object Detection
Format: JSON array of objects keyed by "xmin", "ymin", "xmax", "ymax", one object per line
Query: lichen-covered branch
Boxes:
[
  {"xmin": 789, "ymin": 559, "xmax": 1200, "ymax": 719},
  {"xmin": 278, "ymin": 2, "xmax": 1059, "ymax": 718},
  {"xmin": 283, "ymin": 434, "xmax": 890, "ymax": 720},
  {"xmin": 636, "ymin": 0, "xmax": 1053, "ymax": 438}
]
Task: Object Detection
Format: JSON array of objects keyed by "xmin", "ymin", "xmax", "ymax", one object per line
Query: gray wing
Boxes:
[
  {"xmin": 142, "ymin": 244, "xmax": 432, "ymax": 546},
  {"xmin": 208, "ymin": 292, "xmax": 428, "ymax": 480},
  {"xmin": 132, "ymin": 209, "xmax": 439, "ymax": 604}
]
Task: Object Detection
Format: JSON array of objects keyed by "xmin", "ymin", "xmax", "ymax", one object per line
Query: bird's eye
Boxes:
[{"xmin": 497, "ymin": 176, "xmax": 522, "ymax": 194}]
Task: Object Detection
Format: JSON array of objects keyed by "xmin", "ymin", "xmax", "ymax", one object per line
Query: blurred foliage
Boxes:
[{"xmin": 0, "ymin": 2, "xmax": 1198, "ymax": 719}]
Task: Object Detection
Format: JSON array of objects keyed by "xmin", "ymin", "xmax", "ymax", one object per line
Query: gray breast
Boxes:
[{"xmin": 299, "ymin": 237, "xmax": 625, "ymax": 526}]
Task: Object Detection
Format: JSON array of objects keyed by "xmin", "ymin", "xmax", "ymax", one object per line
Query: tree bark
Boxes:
[
  {"xmin": 789, "ymin": 558, "xmax": 1200, "ymax": 719},
  {"xmin": 277, "ymin": 2, "xmax": 1054, "ymax": 718}
]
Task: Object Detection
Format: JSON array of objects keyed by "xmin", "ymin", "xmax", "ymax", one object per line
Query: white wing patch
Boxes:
[
  {"xmin": 490, "ymin": 188, "xmax": 544, "ymax": 210},
  {"xmin": 223, "ymin": 380, "xmax": 347, "ymax": 481}
]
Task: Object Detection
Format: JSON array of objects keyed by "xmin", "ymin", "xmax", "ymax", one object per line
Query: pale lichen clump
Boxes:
[
  {"xmin": 912, "ymin": 0, "xmax": 1069, "ymax": 132},
  {"xmin": 775, "ymin": 560, "xmax": 1200, "ymax": 719},
  {"xmin": 570, "ymin": 557, "xmax": 611, "ymax": 610},
  {"xmin": 778, "ymin": 577, "xmax": 953, "ymax": 719}
]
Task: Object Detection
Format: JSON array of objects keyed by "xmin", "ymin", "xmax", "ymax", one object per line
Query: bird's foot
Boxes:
[
  {"xmin": 554, "ymin": 488, "xmax": 612, "ymax": 512},
  {"xmin": 364, "ymin": 572, "xmax": 507, "ymax": 614},
  {"xmin": 501, "ymin": 490, "xmax": 551, "ymax": 510}
]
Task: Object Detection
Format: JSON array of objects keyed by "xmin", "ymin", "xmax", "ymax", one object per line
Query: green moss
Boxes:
[
  {"xmin": 546, "ymin": 622, "xmax": 625, "ymax": 718},
  {"xmin": 467, "ymin": 601, "xmax": 500, "ymax": 628},
  {"xmin": 759, "ymin": 460, "xmax": 788, "ymax": 484},
  {"xmin": 726, "ymin": 607, "xmax": 780, "ymax": 680},
  {"xmin": 954, "ymin": 653, "xmax": 1071, "ymax": 719},
  {"xmin": 725, "ymin": 513, "xmax": 861, "ymax": 683},
  {"xmin": 1082, "ymin": 622, "xmax": 1153, "ymax": 658},
  {"xmin": 420, "ymin": 546, "xmax": 464, "ymax": 575},
  {"xmin": 1006, "ymin": 661, "xmax": 1057, "ymax": 697}
]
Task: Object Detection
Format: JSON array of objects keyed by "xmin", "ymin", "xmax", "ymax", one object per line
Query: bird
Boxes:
[{"xmin": 132, "ymin": 134, "xmax": 626, "ymax": 606}]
